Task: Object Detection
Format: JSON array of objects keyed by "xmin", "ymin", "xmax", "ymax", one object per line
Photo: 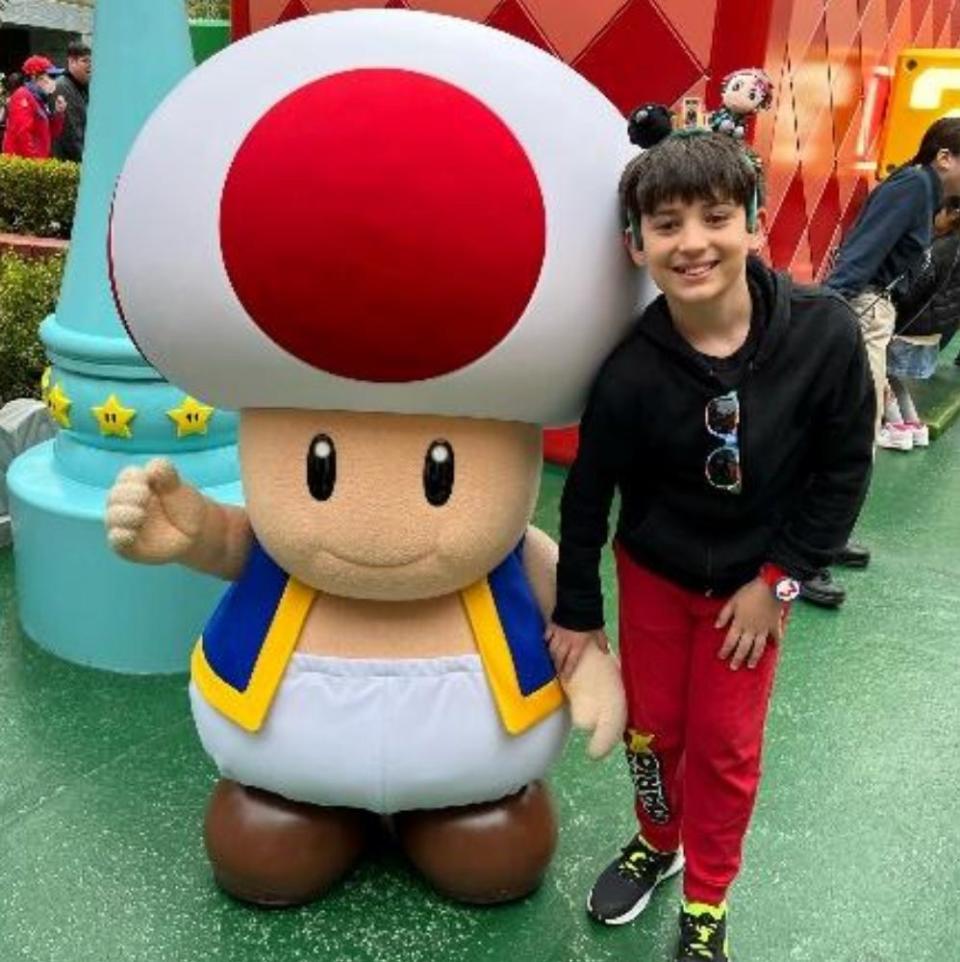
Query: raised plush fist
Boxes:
[{"xmin": 105, "ymin": 458, "xmax": 206, "ymax": 564}]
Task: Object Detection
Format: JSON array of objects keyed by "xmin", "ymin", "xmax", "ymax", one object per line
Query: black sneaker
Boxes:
[
  {"xmin": 676, "ymin": 901, "xmax": 729, "ymax": 961},
  {"xmin": 586, "ymin": 835, "xmax": 683, "ymax": 925},
  {"xmin": 799, "ymin": 568, "xmax": 846, "ymax": 608}
]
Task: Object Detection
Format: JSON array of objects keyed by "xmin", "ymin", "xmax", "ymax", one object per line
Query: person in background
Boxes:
[
  {"xmin": 0, "ymin": 72, "xmax": 24, "ymax": 146},
  {"xmin": 881, "ymin": 195, "xmax": 960, "ymax": 448},
  {"xmin": 53, "ymin": 41, "xmax": 91, "ymax": 163},
  {"xmin": 925, "ymin": 199, "xmax": 960, "ymax": 359},
  {"xmin": 1, "ymin": 55, "xmax": 66, "ymax": 159},
  {"xmin": 799, "ymin": 117, "xmax": 960, "ymax": 607}
]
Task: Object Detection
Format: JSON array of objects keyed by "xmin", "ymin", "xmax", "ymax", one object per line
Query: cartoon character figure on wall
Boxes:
[
  {"xmin": 105, "ymin": 11, "xmax": 645, "ymax": 908},
  {"xmin": 708, "ymin": 67, "xmax": 774, "ymax": 140}
]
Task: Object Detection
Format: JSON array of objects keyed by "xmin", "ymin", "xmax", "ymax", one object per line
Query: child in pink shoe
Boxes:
[{"xmin": 883, "ymin": 195, "xmax": 960, "ymax": 450}]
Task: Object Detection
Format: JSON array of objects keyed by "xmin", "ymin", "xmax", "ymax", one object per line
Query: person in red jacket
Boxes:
[{"xmin": 1, "ymin": 55, "xmax": 66, "ymax": 159}]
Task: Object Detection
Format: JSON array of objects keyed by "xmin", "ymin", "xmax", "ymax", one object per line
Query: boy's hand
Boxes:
[
  {"xmin": 545, "ymin": 623, "xmax": 610, "ymax": 681},
  {"xmin": 715, "ymin": 578, "xmax": 786, "ymax": 670}
]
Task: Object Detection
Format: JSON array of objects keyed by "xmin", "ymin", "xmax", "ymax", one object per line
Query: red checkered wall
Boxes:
[{"xmin": 757, "ymin": 0, "xmax": 960, "ymax": 281}]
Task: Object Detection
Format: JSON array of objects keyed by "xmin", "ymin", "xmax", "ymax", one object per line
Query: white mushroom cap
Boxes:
[{"xmin": 110, "ymin": 10, "xmax": 650, "ymax": 427}]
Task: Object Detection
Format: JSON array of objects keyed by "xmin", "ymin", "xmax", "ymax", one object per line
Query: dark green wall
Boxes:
[{"xmin": 189, "ymin": 19, "xmax": 230, "ymax": 65}]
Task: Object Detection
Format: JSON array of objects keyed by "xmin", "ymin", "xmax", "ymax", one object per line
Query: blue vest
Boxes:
[{"xmin": 191, "ymin": 539, "xmax": 564, "ymax": 735}]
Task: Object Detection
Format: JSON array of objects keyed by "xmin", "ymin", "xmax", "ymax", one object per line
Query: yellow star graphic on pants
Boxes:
[
  {"xmin": 167, "ymin": 396, "xmax": 215, "ymax": 438},
  {"xmin": 627, "ymin": 729, "xmax": 655, "ymax": 754},
  {"xmin": 40, "ymin": 366, "xmax": 52, "ymax": 404},
  {"xmin": 92, "ymin": 394, "xmax": 136, "ymax": 439},
  {"xmin": 46, "ymin": 382, "xmax": 72, "ymax": 428}
]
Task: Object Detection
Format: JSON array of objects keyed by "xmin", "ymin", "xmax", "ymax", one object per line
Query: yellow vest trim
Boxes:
[
  {"xmin": 460, "ymin": 578, "xmax": 565, "ymax": 735},
  {"xmin": 191, "ymin": 576, "xmax": 315, "ymax": 733},
  {"xmin": 192, "ymin": 572, "xmax": 564, "ymax": 736}
]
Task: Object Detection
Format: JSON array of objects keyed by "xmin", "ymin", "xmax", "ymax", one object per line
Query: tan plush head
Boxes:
[
  {"xmin": 240, "ymin": 409, "xmax": 541, "ymax": 600},
  {"xmin": 109, "ymin": 12, "xmax": 650, "ymax": 599}
]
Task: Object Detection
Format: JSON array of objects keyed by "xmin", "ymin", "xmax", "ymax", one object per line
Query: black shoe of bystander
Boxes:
[
  {"xmin": 833, "ymin": 541, "xmax": 870, "ymax": 568},
  {"xmin": 799, "ymin": 569, "xmax": 846, "ymax": 608}
]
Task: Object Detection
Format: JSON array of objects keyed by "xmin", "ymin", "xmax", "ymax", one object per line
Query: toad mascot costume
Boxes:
[{"xmin": 105, "ymin": 10, "xmax": 647, "ymax": 907}]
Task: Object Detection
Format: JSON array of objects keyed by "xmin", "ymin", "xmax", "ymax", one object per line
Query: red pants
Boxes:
[{"xmin": 616, "ymin": 547, "xmax": 781, "ymax": 905}]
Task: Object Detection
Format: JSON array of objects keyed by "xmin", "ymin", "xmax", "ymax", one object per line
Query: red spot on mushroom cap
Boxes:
[{"xmin": 220, "ymin": 69, "xmax": 546, "ymax": 383}]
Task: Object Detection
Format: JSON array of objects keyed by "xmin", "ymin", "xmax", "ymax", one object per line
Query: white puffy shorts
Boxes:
[{"xmin": 190, "ymin": 652, "xmax": 570, "ymax": 814}]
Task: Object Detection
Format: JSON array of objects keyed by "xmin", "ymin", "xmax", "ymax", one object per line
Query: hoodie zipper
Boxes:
[{"xmin": 739, "ymin": 360, "xmax": 756, "ymax": 495}]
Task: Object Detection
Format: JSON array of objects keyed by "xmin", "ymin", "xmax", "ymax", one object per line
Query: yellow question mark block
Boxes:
[{"xmin": 877, "ymin": 49, "xmax": 960, "ymax": 178}]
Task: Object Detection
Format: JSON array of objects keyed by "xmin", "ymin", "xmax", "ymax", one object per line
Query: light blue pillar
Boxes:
[{"xmin": 8, "ymin": 0, "xmax": 242, "ymax": 674}]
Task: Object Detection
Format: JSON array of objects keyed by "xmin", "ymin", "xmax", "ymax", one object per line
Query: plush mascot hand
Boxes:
[
  {"xmin": 106, "ymin": 458, "xmax": 206, "ymax": 563},
  {"xmin": 107, "ymin": 458, "xmax": 250, "ymax": 579},
  {"xmin": 562, "ymin": 645, "xmax": 627, "ymax": 759}
]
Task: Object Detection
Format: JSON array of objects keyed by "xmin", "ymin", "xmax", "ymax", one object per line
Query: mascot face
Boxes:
[
  {"xmin": 240, "ymin": 409, "xmax": 541, "ymax": 600},
  {"xmin": 109, "ymin": 11, "xmax": 652, "ymax": 593}
]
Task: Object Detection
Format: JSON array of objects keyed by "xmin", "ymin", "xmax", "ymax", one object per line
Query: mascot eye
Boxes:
[
  {"xmin": 307, "ymin": 433, "xmax": 336, "ymax": 501},
  {"xmin": 423, "ymin": 440, "xmax": 454, "ymax": 507}
]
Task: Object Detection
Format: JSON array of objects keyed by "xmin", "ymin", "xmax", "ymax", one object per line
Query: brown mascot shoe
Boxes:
[
  {"xmin": 204, "ymin": 779, "xmax": 374, "ymax": 907},
  {"xmin": 394, "ymin": 780, "xmax": 557, "ymax": 904}
]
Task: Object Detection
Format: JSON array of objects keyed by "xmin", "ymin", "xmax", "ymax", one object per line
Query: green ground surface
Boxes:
[
  {"xmin": 911, "ymin": 338, "xmax": 960, "ymax": 436},
  {"xmin": 1, "ymin": 366, "xmax": 959, "ymax": 961}
]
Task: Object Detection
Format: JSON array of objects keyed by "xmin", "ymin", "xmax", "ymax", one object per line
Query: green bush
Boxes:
[
  {"xmin": 0, "ymin": 251, "xmax": 64, "ymax": 403},
  {"xmin": 0, "ymin": 156, "xmax": 79, "ymax": 239},
  {"xmin": 187, "ymin": 0, "xmax": 230, "ymax": 18}
]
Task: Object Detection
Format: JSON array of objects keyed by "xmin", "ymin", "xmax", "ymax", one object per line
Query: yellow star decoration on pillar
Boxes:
[
  {"xmin": 627, "ymin": 730, "xmax": 655, "ymax": 754},
  {"xmin": 46, "ymin": 382, "xmax": 72, "ymax": 428},
  {"xmin": 92, "ymin": 394, "xmax": 137, "ymax": 439},
  {"xmin": 167, "ymin": 396, "xmax": 215, "ymax": 438},
  {"xmin": 40, "ymin": 366, "xmax": 52, "ymax": 404}
]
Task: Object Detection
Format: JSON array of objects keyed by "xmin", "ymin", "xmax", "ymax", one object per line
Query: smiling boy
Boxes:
[{"xmin": 546, "ymin": 131, "xmax": 875, "ymax": 961}]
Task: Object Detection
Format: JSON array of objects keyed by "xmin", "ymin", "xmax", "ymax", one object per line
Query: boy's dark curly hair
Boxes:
[{"xmin": 618, "ymin": 130, "xmax": 762, "ymax": 231}]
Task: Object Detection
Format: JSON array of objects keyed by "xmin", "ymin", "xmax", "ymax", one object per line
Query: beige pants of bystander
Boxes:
[{"xmin": 849, "ymin": 289, "xmax": 896, "ymax": 438}]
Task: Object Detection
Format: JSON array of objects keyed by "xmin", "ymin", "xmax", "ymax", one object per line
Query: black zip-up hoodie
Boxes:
[{"xmin": 553, "ymin": 257, "xmax": 876, "ymax": 631}]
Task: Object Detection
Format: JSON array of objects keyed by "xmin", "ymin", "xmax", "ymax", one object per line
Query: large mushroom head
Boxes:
[{"xmin": 109, "ymin": 10, "xmax": 650, "ymax": 429}]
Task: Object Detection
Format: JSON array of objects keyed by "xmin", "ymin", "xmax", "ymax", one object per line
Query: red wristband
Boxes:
[{"xmin": 758, "ymin": 562, "xmax": 788, "ymax": 588}]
